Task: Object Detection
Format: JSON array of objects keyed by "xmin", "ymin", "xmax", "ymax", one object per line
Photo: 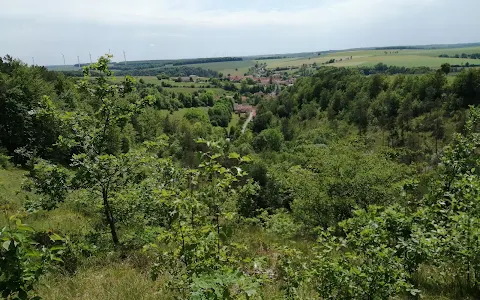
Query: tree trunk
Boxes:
[
  {"xmin": 103, "ymin": 188, "xmax": 119, "ymax": 245},
  {"xmin": 216, "ymin": 211, "xmax": 220, "ymax": 261}
]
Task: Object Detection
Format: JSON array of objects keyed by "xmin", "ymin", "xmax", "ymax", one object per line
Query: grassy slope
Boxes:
[{"xmin": 0, "ymin": 168, "xmax": 29, "ymax": 225}]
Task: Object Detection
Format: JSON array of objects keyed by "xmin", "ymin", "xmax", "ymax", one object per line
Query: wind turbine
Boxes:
[
  {"xmin": 77, "ymin": 56, "xmax": 81, "ymax": 69},
  {"xmin": 32, "ymin": 57, "xmax": 35, "ymax": 66},
  {"xmin": 123, "ymin": 50, "xmax": 127, "ymax": 65},
  {"xmin": 62, "ymin": 53, "xmax": 65, "ymax": 66},
  {"xmin": 89, "ymin": 53, "xmax": 92, "ymax": 64}
]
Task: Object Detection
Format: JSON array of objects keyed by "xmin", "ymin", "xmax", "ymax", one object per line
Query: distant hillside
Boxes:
[{"xmin": 46, "ymin": 42, "xmax": 480, "ymax": 72}]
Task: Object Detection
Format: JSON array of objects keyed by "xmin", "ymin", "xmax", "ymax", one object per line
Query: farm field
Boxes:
[
  {"xmin": 189, "ymin": 60, "xmax": 255, "ymax": 76},
  {"xmin": 314, "ymin": 47, "xmax": 480, "ymax": 68},
  {"xmin": 333, "ymin": 54, "xmax": 480, "ymax": 68},
  {"xmin": 189, "ymin": 46, "xmax": 480, "ymax": 74}
]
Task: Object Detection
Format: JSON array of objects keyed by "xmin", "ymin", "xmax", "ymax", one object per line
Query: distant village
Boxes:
[
  {"xmin": 174, "ymin": 74, "xmax": 296, "ymax": 86},
  {"xmin": 227, "ymin": 75, "xmax": 296, "ymax": 86}
]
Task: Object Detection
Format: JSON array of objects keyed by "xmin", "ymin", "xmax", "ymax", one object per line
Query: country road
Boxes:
[{"xmin": 242, "ymin": 111, "xmax": 254, "ymax": 134}]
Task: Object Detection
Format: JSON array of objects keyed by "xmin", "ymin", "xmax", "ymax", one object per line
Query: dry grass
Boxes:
[
  {"xmin": 0, "ymin": 168, "xmax": 29, "ymax": 207},
  {"xmin": 38, "ymin": 263, "xmax": 165, "ymax": 300},
  {"xmin": 26, "ymin": 207, "xmax": 94, "ymax": 236}
]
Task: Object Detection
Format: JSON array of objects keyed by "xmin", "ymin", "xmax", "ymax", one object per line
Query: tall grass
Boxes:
[{"xmin": 38, "ymin": 263, "xmax": 164, "ymax": 300}]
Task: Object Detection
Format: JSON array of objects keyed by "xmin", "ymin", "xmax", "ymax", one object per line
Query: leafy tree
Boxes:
[
  {"xmin": 431, "ymin": 113, "xmax": 445, "ymax": 155},
  {"xmin": 350, "ymin": 93, "xmax": 369, "ymax": 134},
  {"xmin": 0, "ymin": 56, "xmax": 68, "ymax": 163},
  {"xmin": 252, "ymin": 111, "xmax": 273, "ymax": 133},
  {"xmin": 289, "ymin": 142, "xmax": 411, "ymax": 228},
  {"xmin": 253, "ymin": 128, "xmax": 284, "ymax": 152},
  {"xmin": 327, "ymin": 90, "xmax": 344, "ymax": 120},
  {"xmin": 453, "ymin": 68, "xmax": 480, "ymax": 106},
  {"xmin": 29, "ymin": 55, "xmax": 152, "ymax": 246},
  {"xmin": 156, "ymin": 73, "xmax": 169, "ymax": 80},
  {"xmin": 298, "ymin": 103, "xmax": 317, "ymax": 121},
  {"xmin": 200, "ymin": 91, "xmax": 215, "ymax": 107},
  {"xmin": 368, "ymin": 74, "xmax": 387, "ymax": 98},
  {"xmin": 440, "ymin": 63, "xmax": 451, "ymax": 75},
  {"xmin": 208, "ymin": 98, "xmax": 232, "ymax": 127},
  {"xmin": 147, "ymin": 146, "xmax": 260, "ymax": 296},
  {"xmin": 184, "ymin": 108, "xmax": 210, "ymax": 124}
]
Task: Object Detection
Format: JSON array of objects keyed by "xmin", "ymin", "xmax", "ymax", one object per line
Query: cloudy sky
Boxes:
[{"xmin": 1, "ymin": 0, "xmax": 479, "ymax": 65}]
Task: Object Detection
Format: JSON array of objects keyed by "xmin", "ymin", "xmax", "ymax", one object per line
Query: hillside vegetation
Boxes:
[{"xmin": 2, "ymin": 53, "xmax": 480, "ymax": 299}]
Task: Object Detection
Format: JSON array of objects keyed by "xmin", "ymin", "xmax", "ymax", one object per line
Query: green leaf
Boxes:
[
  {"xmin": 17, "ymin": 224, "xmax": 35, "ymax": 232},
  {"xmin": 49, "ymin": 233, "xmax": 63, "ymax": 242},
  {"xmin": 228, "ymin": 152, "xmax": 240, "ymax": 159},
  {"xmin": 240, "ymin": 156, "xmax": 252, "ymax": 163},
  {"xmin": 50, "ymin": 246, "xmax": 66, "ymax": 252},
  {"xmin": 2, "ymin": 240, "xmax": 11, "ymax": 251},
  {"xmin": 51, "ymin": 256, "xmax": 64, "ymax": 263}
]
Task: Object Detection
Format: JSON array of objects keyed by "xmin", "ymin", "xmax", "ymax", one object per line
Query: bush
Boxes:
[
  {"xmin": 0, "ymin": 215, "xmax": 65, "ymax": 299},
  {"xmin": 263, "ymin": 210, "xmax": 301, "ymax": 239},
  {"xmin": 253, "ymin": 128, "xmax": 284, "ymax": 152},
  {"xmin": 0, "ymin": 154, "xmax": 12, "ymax": 169}
]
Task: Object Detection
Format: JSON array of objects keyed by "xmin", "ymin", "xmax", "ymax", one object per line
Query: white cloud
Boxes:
[
  {"xmin": 1, "ymin": 0, "xmax": 437, "ymax": 29},
  {"xmin": 6, "ymin": 0, "xmax": 477, "ymax": 65}
]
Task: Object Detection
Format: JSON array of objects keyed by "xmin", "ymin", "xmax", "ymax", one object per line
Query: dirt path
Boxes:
[{"xmin": 242, "ymin": 111, "xmax": 254, "ymax": 134}]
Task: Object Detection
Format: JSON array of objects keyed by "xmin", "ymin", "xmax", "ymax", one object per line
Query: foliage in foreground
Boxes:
[
  {"xmin": 3, "ymin": 53, "xmax": 480, "ymax": 299},
  {"xmin": 0, "ymin": 211, "xmax": 64, "ymax": 299}
]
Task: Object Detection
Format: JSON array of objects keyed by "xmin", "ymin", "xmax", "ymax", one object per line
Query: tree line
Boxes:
[
  {"xmin": 62, "ymin": 65, "xmax": 219, "ymax": 78},
  {"xmin": 439, "ymin": 53, "xmax": 480, "ymax": 59}
]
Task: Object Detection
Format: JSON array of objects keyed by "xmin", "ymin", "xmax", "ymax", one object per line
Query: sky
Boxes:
[{"xmin": 1, "ymin": 0, "xmax": 479, "ymax": 65}]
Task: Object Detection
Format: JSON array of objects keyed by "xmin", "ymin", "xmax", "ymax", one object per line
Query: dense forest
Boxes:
[{"xmin": 2, "ymin": 53, "xmax": 480, "ymax": 299}]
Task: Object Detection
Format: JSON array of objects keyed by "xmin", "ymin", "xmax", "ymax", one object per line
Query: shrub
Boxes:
[
  {"xmin": 0, "ymin": 214, "xmax": 65, "ymax": 299},
  {"xmin": 263, "ymin": 210, "xmax": 301, "ymax": 239},
  {"xmin": 0, "ymin": 154, "xmax": 12, "ymax": 169}
]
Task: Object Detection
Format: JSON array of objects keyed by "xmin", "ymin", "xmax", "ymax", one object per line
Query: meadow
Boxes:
[{"xmin": 189, "ymin": 60, "xmax": 255, "ymax": 76}]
